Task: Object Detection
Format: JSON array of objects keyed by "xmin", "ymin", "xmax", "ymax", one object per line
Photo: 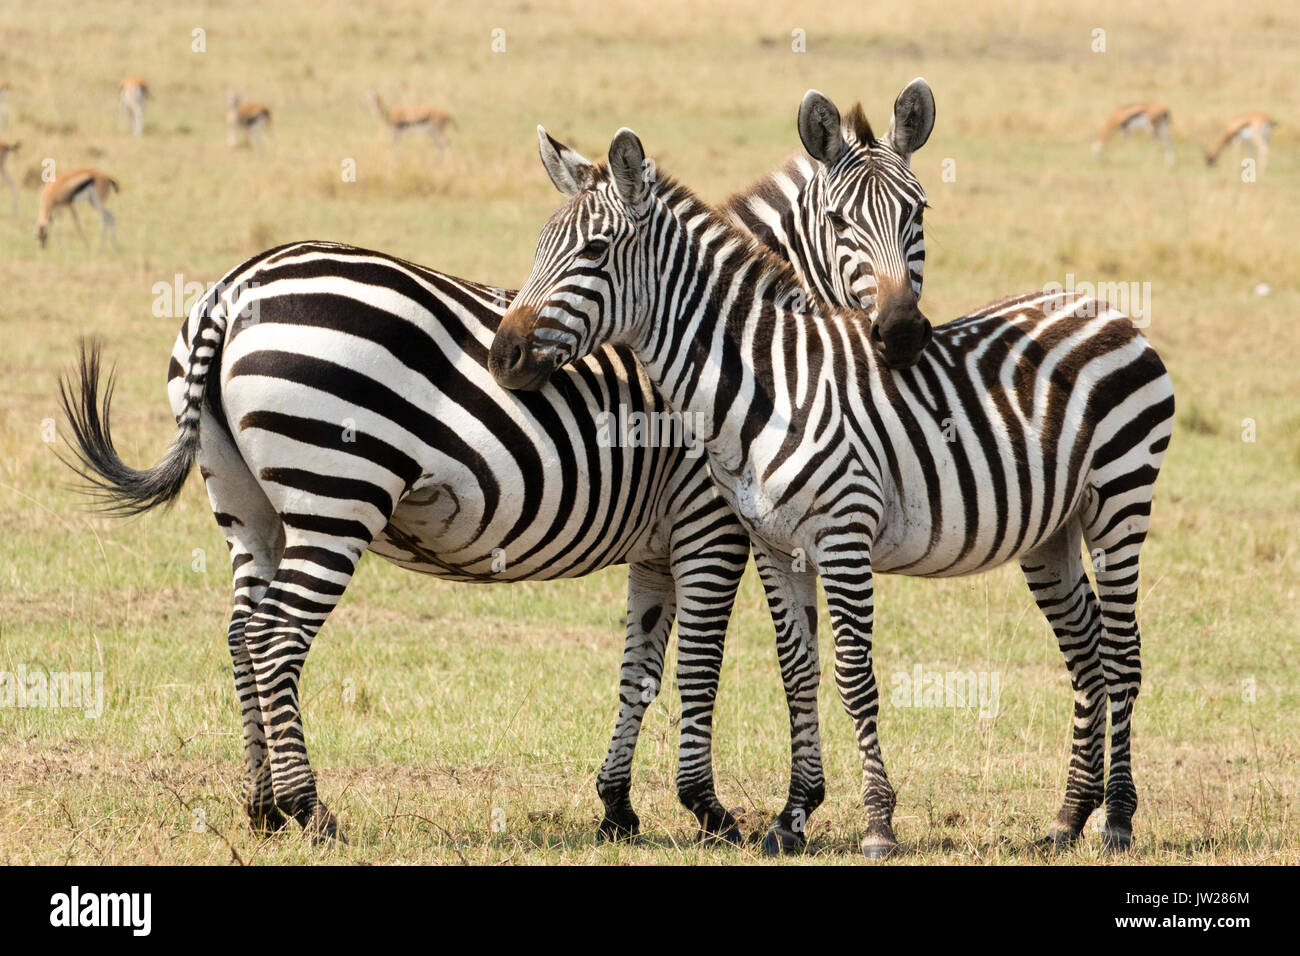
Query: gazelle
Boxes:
[
  {"xmin": 0, "ymin": 140, "xmax": 18, "ymax": 215},
  {"xmin": 364, "ymin": 88, "xmax": 454, "ymax": 153},
  {"xmin": 227, "ymin": 92, "xmax": 272, "ymax": 152},
  {"xmin": 1206, "ymin": 112, "xmax": 1276, "ymax": 171},
  {"xmin": 119, "ymin": 75, "xmax": 148, "ymax": 136},
  {"xmin": 1092, "ymin": 102, "xmax": 1173, "ymax": 164},
  {"xmin": 36, "ymin": 167, "xmax": 119, "ymax": 249}
]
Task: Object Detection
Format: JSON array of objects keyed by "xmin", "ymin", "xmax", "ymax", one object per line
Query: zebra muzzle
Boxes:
[
  {"xmin": 872, "ymin": 289, "xmax": 933, "ymax": 369},
  {"xmin": 490, "ymin": 309, "xmax": 558, "ymax": 391}
]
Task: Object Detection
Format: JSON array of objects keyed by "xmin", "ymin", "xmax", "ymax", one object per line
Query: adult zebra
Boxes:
[
  {"xmin": 489, "ymin": 127, "xmax": 1175, "ymax": 858},
  {"xmin": 59, "ymin": 82, "xmax": 935, "ymax": 851}
]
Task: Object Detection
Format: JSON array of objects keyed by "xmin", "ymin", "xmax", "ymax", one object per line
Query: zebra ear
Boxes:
[
  {"xmin": 537, "ymin": 126, "xmax": 595, "ymax": 197},
  {"xmin": 887, "ymin": 78, "xmax": 935, "ymax": 163},
  {"xmin": 608, "ymin": 127, "xmax": 649, "ymax": 208},
  {"xmin": 798, "ymin": 90, "xmax": 845, "ymax": 165}
]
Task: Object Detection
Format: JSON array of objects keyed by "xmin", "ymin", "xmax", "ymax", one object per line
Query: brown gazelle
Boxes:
[
  {"xmin": 0, "ymin": 140, "xmax": 19, "ymax": 215},
  {"xmin": 119, "ymin": 75, "xmax": 149, "ymax": 136},
  {"xmin": 1206, "ymin": 112, "xmax": 1276, "ymax": 171},
  {"xmin": 364, "ymin": 88, "xmax": 454, "ymax": 154},
  {"xmin": 36, "ymin": 167, "xmax": 119, "ymax": 249},
  {"xmin": 227, "ymin": 92, "xmax": 272, "ymax": 152},
  {"xmin": 1092, "ymin": 102, "xmax": 1174, "ymax": 164}
]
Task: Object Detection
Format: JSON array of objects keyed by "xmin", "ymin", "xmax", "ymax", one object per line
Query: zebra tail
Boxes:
[{"xmin": 58, "ymin": 339, "xmax": 204, "ymax": 516}]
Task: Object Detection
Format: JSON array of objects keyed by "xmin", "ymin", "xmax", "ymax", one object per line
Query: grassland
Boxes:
[{"xmin": 0, "ymin": 0, "xmax": 1297, "ymax": 864}]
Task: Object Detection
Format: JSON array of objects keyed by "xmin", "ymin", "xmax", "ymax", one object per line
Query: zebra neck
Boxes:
[
  {"xmin": 635, "ymin": 208, "xmax": 819, "ymax": 466},
  {"xmin": 721, "ymin": 154, "xmax": 835, "ymax": 307}
]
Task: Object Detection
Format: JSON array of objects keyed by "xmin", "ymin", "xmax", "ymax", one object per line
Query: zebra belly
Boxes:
[{"xmin": 367, "ymin": 477, "xmax": 665, "ymax": 583}]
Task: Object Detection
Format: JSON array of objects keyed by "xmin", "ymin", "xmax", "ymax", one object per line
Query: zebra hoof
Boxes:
[
  {"xmin": 861, "ymin": 836, "xmax": 900, "ymax": 860},
  {"xmin": 760, "ymin": 825, "xmax": 806, "ymax": 856},
  {"xmin": 699, "ymin": 821, "xmax": 744, "ymax": 847},
  {"xmin": 249, "ymin": 806, "xmax": 290, "ymax": 834},
  {"xmin": 1100, "ymin": 825, "xmax": 1133, "ymax": 852},
  {"xmin": 1043, "ymin": 821, "xmax": 1080, "ymax": 850},
  {"xmin": 597, "ymin": 807, "xmax": 640, "ymax": 842},
  {"xmin": 302, "ymin": 805, "xmax": 344, "ymax": 845},
  {"xmin": 696, "ymin": 807, "xmax": 743, "ymax": 847}
]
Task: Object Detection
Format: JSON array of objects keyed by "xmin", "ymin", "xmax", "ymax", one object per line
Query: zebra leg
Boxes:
[
  {"xmin": 823, "ymin": 565, "xmax": 898, "ymax": 859},
  {"xmin": 244, "ymin": 528, "xmax": 373, "ymax": 843},
  {"xmin": 670, "ymin": 522, "xmax": 749, "ymax": 844},
  {"xmin": 752, "ymin": 542, "xmax": 824, "ymax": 855},
  {"xmin": 197, "ymin": 418, "xmax": 288, "ymax": 832},
  {"xmin": 596, "ymin": 560, "xmax": 676, "ymax": 841},
  {"xmin": 1020, "ymin": 526, "xmax": 1107, "ymax": 846},
  {"xmin": 1084, "ymin": 510, "xmax": 1151, "ymax": 852}
]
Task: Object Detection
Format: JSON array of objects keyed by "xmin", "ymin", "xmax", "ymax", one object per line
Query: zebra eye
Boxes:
[
  {"xmin": 582, "ymin": 238, "xmax": 610, "ymax": 259},
  {"xmin": 827, "ymin": 210, "xmax": 850, "ymax": 231}
]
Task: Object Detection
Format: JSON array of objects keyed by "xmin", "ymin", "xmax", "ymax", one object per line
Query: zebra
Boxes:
[
  {"xmin": 488, "ymin": 125, "xmax": 1175, "ymax": 858},
  {"xmin": 58, "ymin": 82, "xmax": 935, "ymax": 852}
]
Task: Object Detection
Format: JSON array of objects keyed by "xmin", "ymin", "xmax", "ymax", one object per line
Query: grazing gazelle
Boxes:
[
  {"xmin": 119, "ymin": 75, "xmax": 149, "ymax": 136},
  {"xmin": 1092, "ymin": 102, "xmax": 1174, "ymax": 164},
  {"xmin": 227, "ymin": 92, "xmax": 272, "ymax": 152},
  {"xmin": 1206, "ymin": 112, "xmax": 1276, "ymax": 171},
  {"xmin": 363, "ymin": 88, "xmax": 455, "ymax": 153},
  {"xmin": 36, "ymin": 168, "xmax": 119, "ymax": 249},
  {"xmin": 0, "ymin": 140, "xmax": 18, "ymax": 215}
]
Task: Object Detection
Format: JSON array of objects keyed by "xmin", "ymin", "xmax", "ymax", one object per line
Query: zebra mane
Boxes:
[
  {"xmin": 589, "ymin": 159, "xmax": 808, "ymax": 308},
  {"xmin": 652, "ymin": 166, "xmax": 807, "ymax": 305},
  {"xmin": 843, "ymin": 102, "xmax": 875, "ymax": 146},
  {"xmin": 718, "ymin": 152, "xmax": 810, "ymax": 223}
]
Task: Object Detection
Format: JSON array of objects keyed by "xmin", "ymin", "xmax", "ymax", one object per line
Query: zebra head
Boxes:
[
  {"xmin": 490, "ymin": 127, "xmax": 653, "ymax": 390},
  {"xmin": 797, "ymin": 80, "xmax": 934, "ymax": 368}
]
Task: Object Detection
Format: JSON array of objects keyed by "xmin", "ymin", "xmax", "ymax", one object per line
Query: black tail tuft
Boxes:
[{"xmin": 58, "ymin": 340, "xmax": 198, "ymax": 516}]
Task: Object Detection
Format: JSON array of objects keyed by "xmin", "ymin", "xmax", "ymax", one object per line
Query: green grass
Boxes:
[{"xmin": 1, "ymin": 0, "xmax": 1297, "ymax": 864}]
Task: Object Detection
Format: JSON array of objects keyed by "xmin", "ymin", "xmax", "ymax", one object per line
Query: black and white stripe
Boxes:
[
  {"xmin": 489, "ymin": 127, "xmax": 1175, "ymax": 857},
  {"xmin": 58, "ymin": 83, "xmax": 933, "ymax": 852}
]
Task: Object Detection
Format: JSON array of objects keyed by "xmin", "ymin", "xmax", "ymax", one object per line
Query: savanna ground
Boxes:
[{"xmin": 0, "ymin": 0, "xmax": 1296, "ymax": 865}]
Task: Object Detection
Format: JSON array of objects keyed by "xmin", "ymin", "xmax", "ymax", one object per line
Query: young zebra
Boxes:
[
  {"xmin": 488, "ymin": 126, "xmax": 1175, "ymax": 858},
  {"xmin": 59, "ymin": 83, "xmax": 934, "ymax": 850}
]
